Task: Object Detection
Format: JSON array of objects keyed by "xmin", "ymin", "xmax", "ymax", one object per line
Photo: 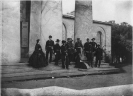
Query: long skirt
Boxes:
[{"xmin": 28, "ymin": 51, "xmax": 48, "ymax": 68}]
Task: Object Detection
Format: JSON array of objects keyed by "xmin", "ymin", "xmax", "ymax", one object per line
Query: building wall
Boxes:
[
  {"xmin": 63, "ymin": 18, "xmax": 75, "ymax": 40},
  {"xmin": 2, "ymin": 1, "xmax": 21, "ymax": 65},
  {"xmin": 93, "ymin": 23, "xmax": 111, "ymax": 54},
  {"xmin": 62, "ymin": 17, "xmax": 111, "ymax": 62}
]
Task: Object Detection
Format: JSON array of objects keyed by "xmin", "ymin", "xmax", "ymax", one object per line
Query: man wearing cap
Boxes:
[
  {"xmin": 84, "ymin": 38, "xmax": 93, "ymax": 67},
  {"xmin": 66, "ymin": 38, "xmax": 74, "ymax": 65},
  {"xmin": 74, "ymin": 38, "xmax": 83, "ymax": 67},
  {"xmin": 54, "ymin": 39, "xmax": 61, "ymax": 65},
  {"xmin": 75, "ymin": 38, "xmax": 83, "ymax": 54},
  {"xmin": 90, "ymin": 38, "xmax": 97, "ymax": 66},
  {"xmin": 95, "ymin": 44, "xmax": 103, "ymax": 67},
  {"xmin": 61, "ymin": 40, "xmax": 69, "ymax": 69},
  {"xmin": 45, "ymin": 35, "xmax": 54, "ymax": 63}
]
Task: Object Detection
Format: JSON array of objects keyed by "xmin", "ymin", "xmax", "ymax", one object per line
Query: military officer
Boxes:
[
  {"xmin": 61, "ymin": 40, "xmax": 69, "ymax": 69},
  {"xmin": 90, "ymin": 38, "xmax": 97, "ymax": 52},
  {"xmin": 54, "ymin": 39, "xmax": 61, "ymax": 65},
  {"xmin": 45, "ymin": 35, "xmax": 54, "ymax": 63},
  {"xmin": 95, "ymin": 44, "xmax": 103, "ymax": 67},
  {"xmin": 75, "ymin": 38, "xmax": 83, "ymax": 54},
  {"xmin": 84, "ymin": 38, "xmax": 93, "ymax": 67},
  {"xmin": 90, "ymin": 38, "xmax": 97, "ymax": 66},
  {"xmin": 66, "ymin": 38, "xmax": 74, "ymax": 65}
]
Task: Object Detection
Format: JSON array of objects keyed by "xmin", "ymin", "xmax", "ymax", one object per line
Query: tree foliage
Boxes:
[{"xmin": 111, "ymin": 22, "xmax": 132, "ymax": 63}]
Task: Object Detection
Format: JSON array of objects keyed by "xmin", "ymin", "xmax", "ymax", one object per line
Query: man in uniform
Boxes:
[
  {"xmin": 90, "ymin": 38, "xmax": 97, "ymax": 66},
  {"xmin": 54, "ymin": 39, "xmax": 61, "ymax": 65},
  {"xmin": 75, "ymin": 38, "xmax": 83, "ymax": 54},
  {"xmin": 95, "ymin": 44, "xmax": 103, "ymax": 67},
  {"xmin": 84, "ymin": 38, "xmax": 93, "ymax": 67},
  {"xmin": 74, "ymin": 38, "xmax": 83, "ymax": 67},
  {"xmin": 45, "ymin": 35, "xmax": 54, "ymax": 63},
  {"xmin": 61, "ymin": 40, "xmax": 69, "ymax": 69},
  {"xmin": 66, "ymin": 38, "xmax": 74, "ymax": 65}
]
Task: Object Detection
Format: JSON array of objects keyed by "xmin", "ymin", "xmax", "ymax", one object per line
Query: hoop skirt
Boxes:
[{"xmin": 28, "ymin": 44, "xmax": 48, "ymax": 68}]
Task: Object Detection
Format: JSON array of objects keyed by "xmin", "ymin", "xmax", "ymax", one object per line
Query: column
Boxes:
[
  {"xmin": 41, "ymin": 0, "xmax": 62, "ymax": 52},
  {"xmin": 2, "ymin": 0, "xmax": 20, "ymax": 65},
  {"xmin": 74, "ymin": 0, "xmax": 93, "ymax": 44},
  {"xmin": 0, "ymin": 1, "xmax": 1, "ymax": 86},
  {"xmin": 29, "ymin": 1, "xmax": 41, "ymax": 55}
]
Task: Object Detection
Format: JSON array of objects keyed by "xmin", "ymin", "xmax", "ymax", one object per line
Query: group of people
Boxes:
[{"xmin": 28, "ymin": 35, "xmax": 103, "ymax": 69}]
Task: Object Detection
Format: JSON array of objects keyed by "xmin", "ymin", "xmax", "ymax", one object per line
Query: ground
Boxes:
[{"xmin": 2, "ymin": 63, "xmax": 132, "ymax": 89}]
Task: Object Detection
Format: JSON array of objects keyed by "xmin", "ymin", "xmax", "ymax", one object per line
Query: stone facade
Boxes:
[
  {"xmin": 63, "ymin": 16, "xmax": 75, "ymax": 40},
  {"xmin": 62, "ymin": 15, "xmax": 112, "ymax": 62},
  {"xmin": 75, "ymin": 0, "xmax": 93, "ymax": 44},
  {"xmin": 2, "ymin": 1, "xmax": 20, "ymax": 65},
  {"xmin": 0, "ymin": 1, "xmax": 2, "ymax": 65},
  {"xmin": 29, "ymin": 0, "xmax": 62, "ymax": 55},
  {"xmin": 1, "ymin": 0, "xmax": 112, "ymax": 65},
  {"xmin": 29, "ymin": 1, "xmax": 42, "ymax": 55},
  {"xmin": 41, "ymin": 0, "xmax": 62, "ymax": 52}
]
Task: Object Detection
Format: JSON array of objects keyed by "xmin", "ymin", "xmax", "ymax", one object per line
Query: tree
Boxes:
[{"xmin": 111, "ymin": 22, "xmax": 132, "ymax": 64}]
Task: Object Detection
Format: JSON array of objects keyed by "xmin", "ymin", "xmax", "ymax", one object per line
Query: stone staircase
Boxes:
[{"xmin": 1, "ymin": 60, "xmax": 120, "ymax": 82}]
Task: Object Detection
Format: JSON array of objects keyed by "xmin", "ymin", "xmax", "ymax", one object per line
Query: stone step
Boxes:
[{"xmin": 1, "ymin": 67, "xmax": 120, "ymax": 82}]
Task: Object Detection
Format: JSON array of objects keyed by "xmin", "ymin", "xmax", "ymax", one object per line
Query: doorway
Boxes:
[
  {"xmin": 97, "ymin": 31, "xmax": 102, "ymax": 46},
  {"xmin": 20, "ymin": 1, "xmax": 31, "ymax": 59}
]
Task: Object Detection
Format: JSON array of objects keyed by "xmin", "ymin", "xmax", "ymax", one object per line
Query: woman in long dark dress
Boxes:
[{"xmin": 28, "ymin": 39, "xmax": 48, "ymax": 68}]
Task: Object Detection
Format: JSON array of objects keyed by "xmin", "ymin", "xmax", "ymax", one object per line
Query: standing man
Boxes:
[
  {"xmin": 75, "ymin": 38, "xmax": 83, "ymax": 67},
  {"xmin": 95, "ymin": 44, "xmax": 103, "ymax": 67},
  {"xmin": 75, "ymin": 38, "xmax": 83, "ymax": 55},
  {"xmin": 84, "ymin": 38, "xmax": 93, "ymax": 67},
  {"xmin": 66, "ymin": 38, "xmax": 74, "ymax": 65},
  {"xmin": 90, "ymin": 38, "xmax": 97, "ymax": 66},
  {"xmin": 61, "ymin": 40, "xmax": 69, "ymax": 69},
  {"xmin": 45, "ymin": 35, "xmax": 54, "ymax": 63},
  {"xmin": 54, "ymin": 39, "xmax": 61, "ymax": 65}
]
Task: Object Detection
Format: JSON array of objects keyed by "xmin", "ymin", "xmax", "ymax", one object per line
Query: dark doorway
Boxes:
[
  {"xmin": 97, "ymin": 31, "xmax": 102, "ymax": 46},
  {"xmin": 20, "ymin": 1, "xmax": 31, "ymax": 59}
]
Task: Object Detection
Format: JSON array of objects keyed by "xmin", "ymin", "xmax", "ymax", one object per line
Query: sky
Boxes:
[{"xmin": 62, "ymin": 0, "xmax": 133, "ymax": 25}]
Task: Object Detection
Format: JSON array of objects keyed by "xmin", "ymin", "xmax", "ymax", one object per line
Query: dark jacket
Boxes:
[
  {"xmin": 66, "ymin": 42, "xmax": 74, "ymax": 54},
  {"xmin": 90, "ymin": 42, "xmax": 97, "ymax": 52},
  {"xmin": 61, "ymin": 44, "xmax": 67, "ymax": 55},
  {"xmin": 95, "ymin": 47, "xmax": 103, "ymax": 59},
  {"xmin": 75, "ymin": 42, "xmax": 83, "ymax": 49},
  {"xmin": 45, "ymin": 40, "xmax": 54, "ymax": 50},
  {"xmin": 54, "ymin": 43, "xmax": 61, "ymax": 53},
  {"xmin": 84, "ymin": 42, "xmax": 93, "ymax": 52}
]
